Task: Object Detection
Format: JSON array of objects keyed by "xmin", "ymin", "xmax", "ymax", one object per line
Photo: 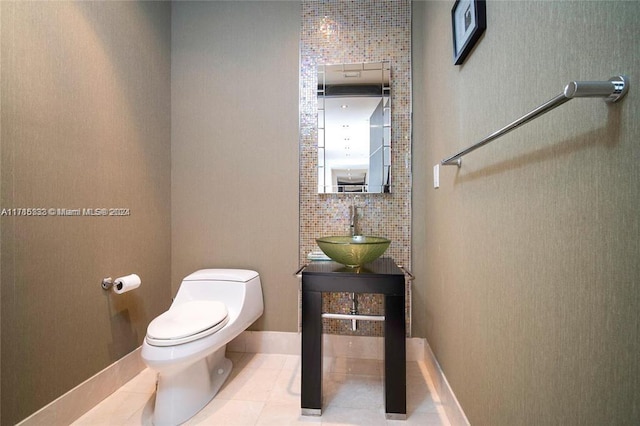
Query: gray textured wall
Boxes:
[
  {"xmin": 171, "ymin": 1, "xmax": 300, "ymax": 332},
  {"xmin": 1, "ymin": 2, "xmax": 171, "ymax": 424},
  {"xmin": 413, "ymin": 1, "xmax": 640, "ymax": 424}
]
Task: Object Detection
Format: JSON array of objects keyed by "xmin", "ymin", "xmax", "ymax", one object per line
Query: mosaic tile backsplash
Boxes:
[{"xmin": 299, "ymin": 0, "xmax": 412, "ymax": 337}]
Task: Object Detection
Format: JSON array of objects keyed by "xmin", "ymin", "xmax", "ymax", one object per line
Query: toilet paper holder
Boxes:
[
  {"xmin": 101, "ymin": 274, "xmax": 141, "ymax": 293},
  {"xmin": 101, "ymin": 277, "xmax": 115, "ymax": 290}
]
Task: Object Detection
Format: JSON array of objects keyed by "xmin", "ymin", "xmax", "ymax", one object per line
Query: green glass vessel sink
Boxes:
[{"xmin": 315, "ymin": 235, "xmax": 391, "ymax": 267}]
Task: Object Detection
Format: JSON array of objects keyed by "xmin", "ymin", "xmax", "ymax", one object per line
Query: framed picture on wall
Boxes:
[{"xmin": 451, "ymin": 0, "xmax": 486, "ymax": 65}]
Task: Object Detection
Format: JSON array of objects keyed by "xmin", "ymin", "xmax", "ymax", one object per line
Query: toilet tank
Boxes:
[{"xmin": 173, "ymin": 269, "xmax": 262, "ymax": 318}]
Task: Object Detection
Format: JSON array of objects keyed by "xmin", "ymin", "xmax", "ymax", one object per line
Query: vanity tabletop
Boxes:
[{"xmin": 303, "ymin": 257, "xmax": 404, "ymax": 277}]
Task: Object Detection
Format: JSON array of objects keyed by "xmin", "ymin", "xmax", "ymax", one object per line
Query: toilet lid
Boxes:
[{"xmin": 146, "ymin": 300, "xmax": 228, "ymax": 345}]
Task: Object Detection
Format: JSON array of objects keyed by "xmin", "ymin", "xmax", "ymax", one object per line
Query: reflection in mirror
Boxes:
[{"xmin": 317, "ymin": 62, "xmax": 391, "ymax": 193}]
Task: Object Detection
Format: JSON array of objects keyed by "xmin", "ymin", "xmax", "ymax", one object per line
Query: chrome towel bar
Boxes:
[{"xmin": 440, "ymin": 75, "xmax": 629, "ymax": 167}]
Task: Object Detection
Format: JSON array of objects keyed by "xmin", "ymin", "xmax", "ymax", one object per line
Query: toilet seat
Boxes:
[{"xmin": 146, "ymin": 300, "xmax": 229, "ymax": 347}]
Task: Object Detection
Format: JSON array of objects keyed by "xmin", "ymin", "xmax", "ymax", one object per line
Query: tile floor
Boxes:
[{"xmin": 72, "ymin": 352, "xmax": 450, "ymax": 426}]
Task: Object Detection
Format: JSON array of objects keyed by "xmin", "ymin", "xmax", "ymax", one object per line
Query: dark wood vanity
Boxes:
[{"xmin": 300, "ymin": 257, "xmax": 406, "ymax": 420}]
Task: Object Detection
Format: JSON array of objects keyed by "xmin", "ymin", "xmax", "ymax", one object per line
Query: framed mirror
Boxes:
[{"xmin": 317, "ymin": 62, "xmax": 391, "ymax": 193}]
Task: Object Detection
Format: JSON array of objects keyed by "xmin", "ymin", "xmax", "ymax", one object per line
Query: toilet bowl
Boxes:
[{"xmin": 141, "ymin": 269, "xmax": 263, "ymax": 426}]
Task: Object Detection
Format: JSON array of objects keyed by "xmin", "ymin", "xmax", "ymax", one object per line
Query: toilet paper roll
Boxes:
[{"xmin": 113, "ymin": 274, "xmax": 141, "ymax": 294}]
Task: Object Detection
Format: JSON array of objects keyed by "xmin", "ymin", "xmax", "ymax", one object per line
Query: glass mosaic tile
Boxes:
[{"xmin": 299, "ymin": 0, "xmax": 412, "ymax": 337}]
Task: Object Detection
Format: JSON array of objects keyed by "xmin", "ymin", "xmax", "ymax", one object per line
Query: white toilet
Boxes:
[{"xmin": 141, "ymin": 269, "xmax": 263, "ymax": 426}]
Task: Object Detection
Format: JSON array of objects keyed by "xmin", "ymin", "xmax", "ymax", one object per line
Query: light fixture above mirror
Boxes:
[{"xmin": 317, "ymin": 62, "xmax": 391, "ymax": 194}]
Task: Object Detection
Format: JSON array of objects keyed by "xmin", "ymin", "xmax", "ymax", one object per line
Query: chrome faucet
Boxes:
[{"xmin": 349, "ymin": 201, "xmax": 358, "ymax": 236}]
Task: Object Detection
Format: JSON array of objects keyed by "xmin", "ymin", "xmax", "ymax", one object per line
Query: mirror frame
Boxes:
[{"xmin": 317, "ymin": 62, "xmax": 391, "ymax": 194}]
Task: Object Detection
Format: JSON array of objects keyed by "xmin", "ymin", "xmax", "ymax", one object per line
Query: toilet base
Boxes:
[{"xmin": 152, "ymin": 347, "xmax": 232, "ymax": 426}]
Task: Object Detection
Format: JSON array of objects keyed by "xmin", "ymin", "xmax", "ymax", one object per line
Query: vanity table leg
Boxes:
[
  {"xmin": 384, "ymin": 293, "xmax": 406, "ymax": 419},
  {"xmin": 301, "ymin": 289, "xmax": 323, "ymax": 415}
]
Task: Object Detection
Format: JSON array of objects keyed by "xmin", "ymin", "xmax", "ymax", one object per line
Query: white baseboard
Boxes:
[
  {"xmin": 422, "ymin": 341, "xmax": 470, "ymax": 426},
  {"xmin": 17, "ymin": 347, "xmax": 145, "ymax": 426},
  {"xmin": 227, "ymin": 330, "xmax": 425, "ymax": 361}
]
